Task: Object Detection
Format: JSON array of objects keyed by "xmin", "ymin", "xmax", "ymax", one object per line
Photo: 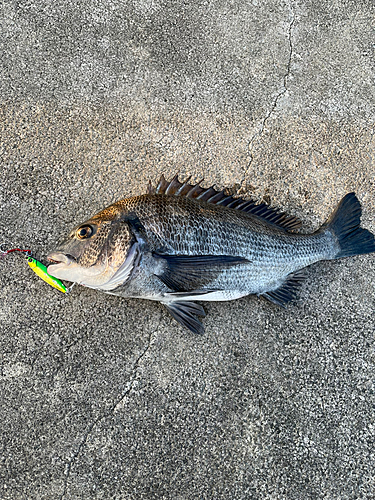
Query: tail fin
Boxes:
[{"xmin": 324, "ymin": 193, "xmax": 375, "ymax": 259}]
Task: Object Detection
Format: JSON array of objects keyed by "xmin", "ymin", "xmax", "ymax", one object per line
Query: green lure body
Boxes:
[{"xmin": 27, "ymin": 257, "xmax": 67, "ymax": 293}]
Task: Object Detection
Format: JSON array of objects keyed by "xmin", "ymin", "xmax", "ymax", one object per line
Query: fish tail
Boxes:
[{"xmin": 324, "ymin": 193, "xmax": 375, "ymax": 259}]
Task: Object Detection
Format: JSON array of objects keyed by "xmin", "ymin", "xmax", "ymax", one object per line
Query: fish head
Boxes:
[{"xmin": 47, "ymin": 204, "xmax": 138, "ymax": 288}]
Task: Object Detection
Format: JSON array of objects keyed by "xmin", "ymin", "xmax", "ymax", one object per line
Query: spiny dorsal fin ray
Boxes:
[
  {"xmin": 149, "ymin": 174, "xmax": 302, "ymax": 232},
  {"xmin": 156, "ymin": 174, "xmax": 170, "ymax": 194},
  {"xmin": 260, "ymin": 269, "xmax": 307, "ymax": 307}
]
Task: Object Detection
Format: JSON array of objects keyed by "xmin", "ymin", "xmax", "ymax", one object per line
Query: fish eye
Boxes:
[{"xmin": 76, "ymin": 225, "xmax": 93, "ymax": 239}]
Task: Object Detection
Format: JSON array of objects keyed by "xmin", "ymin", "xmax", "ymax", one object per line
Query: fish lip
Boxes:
[
  {"xmin": 47, "ymin": 252, "xmax": 73, "ymax": 265},
  {"xmin": 46, "ymin": 252, "xmax": 75, "ymax": 275}
]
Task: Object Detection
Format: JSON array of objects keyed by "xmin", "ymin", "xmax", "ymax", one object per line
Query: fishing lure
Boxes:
[{"xmin": 0, "ymin": 246, "xmax": 67, "ymax": 293}]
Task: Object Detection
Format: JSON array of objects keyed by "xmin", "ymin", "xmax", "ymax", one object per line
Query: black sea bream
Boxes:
[{"xmin": 47, "ymin": 175, "xmax": 375, "ymax": 334}]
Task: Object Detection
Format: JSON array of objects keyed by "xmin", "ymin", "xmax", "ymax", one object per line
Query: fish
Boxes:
[{"xmin": 47, "ymin": 174, "xmax": 375, "ymax": 334}]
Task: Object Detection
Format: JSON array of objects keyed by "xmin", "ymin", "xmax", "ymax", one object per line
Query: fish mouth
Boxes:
[{"xmin": 47, "ymin": 252, "xmax": 74, "ymax": 273}]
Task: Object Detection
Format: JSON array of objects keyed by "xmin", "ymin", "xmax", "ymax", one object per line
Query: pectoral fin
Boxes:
[
  {"xmin": 165, "ymin": 301, "xmax": 206, "ymax": 335},
  {"xmin": 153, "ymin": 253, "xmax": 249, "ymax": 291}
]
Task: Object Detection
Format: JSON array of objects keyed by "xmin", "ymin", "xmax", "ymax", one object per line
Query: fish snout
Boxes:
[
  {"xmin": 46, "ymin": 252, "xmax": 75, "ymax": 276},
  {"xmin": 47, "ymin": 252, "xmax": 74, "ymax": 265}
]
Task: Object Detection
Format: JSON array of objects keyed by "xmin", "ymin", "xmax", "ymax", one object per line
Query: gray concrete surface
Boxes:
[{"xmin": 1, "ymin": 0, "xmax": 374, "ymax": 499}]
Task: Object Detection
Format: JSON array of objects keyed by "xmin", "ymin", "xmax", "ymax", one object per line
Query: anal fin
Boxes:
[
  {"xmin": 165, "ymin": 301, "xmax": 206, "ymax": 335},
  {"xmin": 261, "ymin": 269, "xmax": 307, "ymax": 307}
]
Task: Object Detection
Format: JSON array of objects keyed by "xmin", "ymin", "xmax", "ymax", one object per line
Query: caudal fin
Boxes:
[{"xmin": 325, "ymin": 193, "xmax": 375, "ymax": 259}]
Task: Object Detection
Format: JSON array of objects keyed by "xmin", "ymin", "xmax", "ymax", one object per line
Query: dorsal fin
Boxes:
[{"xmin": 148, "ymin": 174, "xmax": 302, "ymax": 231}]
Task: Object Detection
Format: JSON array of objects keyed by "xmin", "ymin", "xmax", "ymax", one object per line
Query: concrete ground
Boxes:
[{"xmin": 1, "ymin": 1, "xmax": 374, "ymax": 499}]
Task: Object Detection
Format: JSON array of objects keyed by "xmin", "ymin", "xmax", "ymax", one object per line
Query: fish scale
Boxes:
[
  {"xmin": 111, "ymin": 194, "xmax": 331, "ymax": 291},
  {"xmin": 47, "ymin": 175, "xmax": 375, "ymax": 334}
]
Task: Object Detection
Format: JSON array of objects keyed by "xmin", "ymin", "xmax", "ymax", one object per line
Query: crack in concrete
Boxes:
[
  {"xmin": 240, "ymin": 12, "xmax": 295, "ymax": 194},
  {"xmin": 59, "ymin": 315, "xmax": 161, "ymax": 500}
]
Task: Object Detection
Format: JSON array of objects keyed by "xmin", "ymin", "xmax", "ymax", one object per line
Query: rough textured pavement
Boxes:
[{"xmin": 1, "ymin": 1, "xmax": 375, "ymax": 499}]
